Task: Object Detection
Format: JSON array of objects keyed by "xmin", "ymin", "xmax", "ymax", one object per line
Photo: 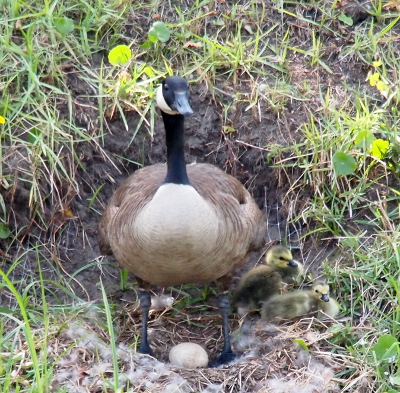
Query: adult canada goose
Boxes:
[
  {"xmin": 261, "ymin": 282, "xmax": 336, "ymax": 322},
  {"xmin": 232, "ymin": 245, "xmax": 303, "ymax": 313},
  {"xmin": 98, "ymin": 76, "xmax": 266, "ymax": 366}
]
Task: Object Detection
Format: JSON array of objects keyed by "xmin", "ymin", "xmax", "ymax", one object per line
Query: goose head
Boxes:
[
  {"xmin": 312, "ymin": 283, "xmax": 330, "ymax": 302},
  {"xmin": 156, "ymin": 76, "xmax": 193, "ymax": 116},
  {"xmin": 266, "ymin": 245, "xmax": 297, "ymax": 269}
]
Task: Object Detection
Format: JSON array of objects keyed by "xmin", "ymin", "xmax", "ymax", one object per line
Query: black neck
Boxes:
[{"xmin": 162, "ymin": 111, "xmax": 190, "ymax": 185}]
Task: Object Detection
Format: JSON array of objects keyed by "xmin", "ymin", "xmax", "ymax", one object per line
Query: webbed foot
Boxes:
[{"xmin": 208, "ymin": 350, "xmax": 236, "ymax": 368}]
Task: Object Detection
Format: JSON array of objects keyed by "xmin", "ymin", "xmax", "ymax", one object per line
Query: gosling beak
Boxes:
[
  {"xmin": 288, "ymin": 259, "xmax": 298, "ymax": 267},
  {"xmin": 321, "ymin": 294, "xmax": 330, "ymax": 302},
  {"xmin": 173, "ymin": 92, "xmax": 193, "ymax": 116}
]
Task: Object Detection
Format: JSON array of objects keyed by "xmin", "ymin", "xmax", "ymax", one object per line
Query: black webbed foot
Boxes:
[{"xmin": 208, "ymin": 350, "xmax": 236, "ymax": 367}]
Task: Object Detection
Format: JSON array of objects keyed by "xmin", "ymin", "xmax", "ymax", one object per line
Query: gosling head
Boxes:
[
  {"xmin": 266, "ymin": 245, "xmax": 297, "ymax": 269},
  {"xmin": 156, "ymin": 76, "xmax": 193, "ymax": 116},
  {"xmin": 311, "ymin": 282, "xmax": 330, "ymax": 303}
]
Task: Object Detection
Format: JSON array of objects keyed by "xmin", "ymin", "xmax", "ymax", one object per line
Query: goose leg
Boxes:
[
  {"xmin": 138, "ymin": 289, "xmax": 155, "ymax": 356},
  {"xmin": 209, "ymin": 291, "xmax": 236, "ymax": 367}
]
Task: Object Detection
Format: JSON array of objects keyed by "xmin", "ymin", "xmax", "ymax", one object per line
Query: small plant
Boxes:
[
  {"xmin": 371, "ymin": 334, "xmax": 400, "ymax": 388},
  {"xmin": 332, "ymin": 151, "xmax": 357, "ymax": 176},
  {"xmin": 368, "ymin": 59, "xmax": 390, "ymax": 98},
  {"xmin": 53, "ymin": 16, "xmax": 75, "ymax": 35},
  {"xmin": 105, "ymin": 43, "xmax": 164, "ymax": 137},
  {"xmin": 108, "ymin": 44, "xmax": 132, "ymax": 66},
  {"xmin": 338, "ymin": 13, "xmax": 354, "ymax": 26},
  {"xmin": 141, "ymin": 21, "xmax": 171, "ymax": 50}
]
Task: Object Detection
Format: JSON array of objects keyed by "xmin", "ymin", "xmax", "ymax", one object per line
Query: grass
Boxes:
[{"xmin": 0, "ymin": 0, "xmax": 400, "ymax": 392}]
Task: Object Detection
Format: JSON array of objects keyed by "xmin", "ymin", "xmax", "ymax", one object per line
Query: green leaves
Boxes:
[
  {"xmin": 148, "ymin": 21, "xmax": 170, "ymax": 43},
  {"xmin": 333, "ymin": 129, "xmax": 391, "ymax": 176},
  {"xmin": 0, "ymin": 222, "xmax": 10, "ymax": 239},
  {"xmin": 28, "ymin": 128, "xmax": 41, "ymax": 145},
  {"xmin": 373, "ymin": 334, "xmax": 399, "ymax": 362},
  {"xmin": 371, "ymin": 335, "xmax": 400, "ymax": 388},
  {"xmin": 370, "ymin": 139, "xmax": 390, "ymax": 160},
  {"xmin": 333, "ymin": 152, "xmax": 357, "ymax": 176},
  {"xmin": 141, "ymin": 21, "xmax": 170, "ymax": 50},
  {"xmin": 338, "ymin": 14, "xmax": 353, "ymax": 26},
  {"xmin": 293, "ymin": 339, "xmax": 309, "ymax": 351},
  {"xmin": 54, "ymin": 17, "xmax": 75, "ymax": 35},
  {"xmin": 108, "ymin": 45, "xmax": 132, "ymax": 66},
  {"xmin": 354, "ymin": 129, "xmax": 374, "ymax": 149}
]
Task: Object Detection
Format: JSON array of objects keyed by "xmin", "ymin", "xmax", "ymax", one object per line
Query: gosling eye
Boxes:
[
  {"xmin": 315, "ymin": 290, "xmax": 319, "ymax": 293},
  {"xmin": 279, "ymin": 257, "xmax": 285, "ymax": 261}
]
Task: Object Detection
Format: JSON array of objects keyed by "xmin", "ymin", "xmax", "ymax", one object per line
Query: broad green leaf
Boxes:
[
  {"xmin": 108, "ymin": 45, "xmax": 131, "ymax": 66},
  {"xmin": 389, "ymin": 374, "xmax": 400, "ymax": 386},
  {"xmin": 372, "ymin": 334, "xmax": 399, "ymax": 362},
  {"xmin": 0, "ymin": 222, "xmax": 10, "ymax": 239},
  {"xmin": 28, "ymin": 128, "xmax": 41, "ymax": 145},
  {"xmin": 148, "ymin": 21, "xmax": 170, "ymax": 43},
  {"xmin": 338, "ymin": 14, "xmax": 353, "ymax": 26},
  {"xmin": 370, "ymin": 139, "xmax": 390, "ymax": 159},
  {"xmin": 355, "ymin": 129, "xmax": 374, "ymax": 149},
  {"xmin": 293, "ymin": 339, "xmax": 309, "ymax": 351},
  {"xmin": 54, "ymin": 17, "xmax": 75, "ymax": 35},
  {"xmin": 140, "ymin": 40, "xmax": 154, "ymax": 50},
  {"xmin": 333, "ymin": 151, "xmax": 357, "ymax": 176}
]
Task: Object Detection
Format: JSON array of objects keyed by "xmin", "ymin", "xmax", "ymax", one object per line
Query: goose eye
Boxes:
[{"xmin": 164, "ymin": 83, "xmax": 169, "ymax": 90}]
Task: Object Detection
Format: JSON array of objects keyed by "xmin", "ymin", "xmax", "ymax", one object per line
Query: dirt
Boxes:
[{"xmin": 1, "ymin": 1, "xmax": 399, "ymax": 390}]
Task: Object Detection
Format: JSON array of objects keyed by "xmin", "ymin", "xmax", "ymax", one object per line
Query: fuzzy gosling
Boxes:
[
  {"xmin": 232, "ymin": 245, "xmax": 303, "ymax": 313},
  {"xmin": 261, "ymin": 282, "xmax": 338, "ymax": 322}
]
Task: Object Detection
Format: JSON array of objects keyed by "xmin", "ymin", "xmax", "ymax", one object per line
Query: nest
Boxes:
[{"xmin": 48, "ymin": 305, "xmax": 367, "ymax": 393}]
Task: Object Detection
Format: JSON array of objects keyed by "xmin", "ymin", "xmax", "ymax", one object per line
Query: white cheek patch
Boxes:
[{"xmin": 156, "ymin": 85, "xmax": 179, "ymax": 115}]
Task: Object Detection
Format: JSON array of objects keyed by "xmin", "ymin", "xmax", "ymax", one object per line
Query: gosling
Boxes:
[
  {"xmin": 232, "ymin": 245, "xmax": 303, "ymax": 313},
  {"xmin": 261, "ymin": 282, "xmax": 339, "ymax": 322}
]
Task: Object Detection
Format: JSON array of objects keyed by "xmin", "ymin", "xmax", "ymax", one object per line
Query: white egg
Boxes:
[{"xmin": 169, "ymin": 343, "xmax": 209, "ymax": 369}]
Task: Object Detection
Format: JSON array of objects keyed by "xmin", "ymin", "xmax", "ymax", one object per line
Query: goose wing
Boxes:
[
  {"xmin": 98, "ymin": 164, "xmax": 166, "ymax": 255},
  {"xmin": 187, "ymin": 163, "xmax": 265, "ymax": 251}
]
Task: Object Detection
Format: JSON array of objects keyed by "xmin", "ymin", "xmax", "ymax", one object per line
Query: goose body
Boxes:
[
  {"xmin": 232, "ymin": 245, "xmax": 303, "ymax": 312},
  {"xmin": 99, "ymin": 76, "xmax": 265, "ymax": 366},
  {"xmin": 100, "ymin": 164, "xmax": 262, "ymax": 286},
  {"xmin": 261, "ymin": 282, "xmax": 337, "ymax": 322}
]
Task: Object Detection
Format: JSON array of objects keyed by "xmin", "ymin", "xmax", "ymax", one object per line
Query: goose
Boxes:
[
  {"xmin": 98, "ymin": 76, "xmax": 266, "ymax": 366},
  {"xmin": 261, "ymin": 282, "xmax": 336, "ymax": 322},
  {"xmin": 232, "ymin": 245, "xmax": 303, "ymax": 313}
]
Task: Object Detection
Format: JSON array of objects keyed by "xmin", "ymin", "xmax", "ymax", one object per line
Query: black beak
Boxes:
[
  {"xmin": 288, "ymin": 260, "xmax": 298, "ymax": 267},
  {"xmin": 321, "ymin": 294, "xmax": 330, "ymax": 302},
  {"xmin": 173, "ymin": 92, "xmax": 193, "ymax": 116}
]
